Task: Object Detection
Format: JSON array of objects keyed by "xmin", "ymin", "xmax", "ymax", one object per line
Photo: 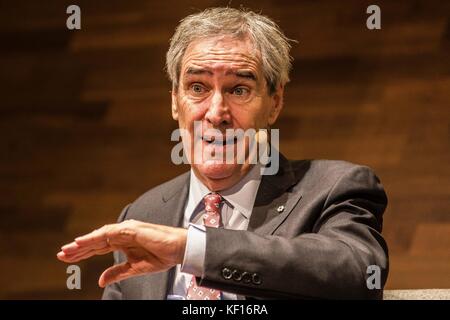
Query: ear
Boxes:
[
  {"xmin": 171, "ymin": 87, "xmax": 179, "ymax": 121},
  {"xmin": 268, "ymin": 85, "xmax": 284, "ymax": 125}
]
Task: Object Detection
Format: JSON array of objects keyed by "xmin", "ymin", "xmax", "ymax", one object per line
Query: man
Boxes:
[{"xmin": 57, "ymin": 7, "xmax": 388, "ymax": 299}]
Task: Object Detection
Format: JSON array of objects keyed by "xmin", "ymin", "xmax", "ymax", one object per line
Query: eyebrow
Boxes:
[
  {"xmin": 229, "ymin": 70, "xmax": 257, "ymax": 81},
  {"xmin": 185, "ymin": 67, "xmax": 257, "ymax": 81},
  {"xmin": 185, "ymin": 67, "xmax": 213, "ymax": 76}
]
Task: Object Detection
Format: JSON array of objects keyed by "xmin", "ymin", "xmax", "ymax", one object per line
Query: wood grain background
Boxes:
[{"xmin": 0, "ymin": 0, "xmax": 449, "ymax": 299}]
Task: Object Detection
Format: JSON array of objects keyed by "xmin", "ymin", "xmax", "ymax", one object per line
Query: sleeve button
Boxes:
[
  {"xmin": 252, "ymin": 273, "xmax": 262, "ymax": 285},
  {"xmin": 241, "ymin": 272, "xmax": 252, "ymax": 283},
  {"xmin": 232, "ymin": 270, "xmax": 242, "ymax": 281},
  {"xmin": 222, "ymin": 267, "xmax": 232, "ymax": 280}
]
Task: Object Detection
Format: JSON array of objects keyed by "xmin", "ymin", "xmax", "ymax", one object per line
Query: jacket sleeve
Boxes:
[
  {"xmin": 198, "ymin": 165, "xmax": 388, "ymax": 299},
  {"xmin": 101, "ymin": 204, "xmax": 131, "ymax": 300}
]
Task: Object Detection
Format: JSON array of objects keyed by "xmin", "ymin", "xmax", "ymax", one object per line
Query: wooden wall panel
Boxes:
[{"xmin": 0, "ymin": 0, "xmax": 448, "ymax": 298}]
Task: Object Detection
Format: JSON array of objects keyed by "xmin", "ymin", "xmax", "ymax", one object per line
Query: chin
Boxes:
[
  {"xmin": 198, "ymin": 162, "xmax": 237, "ymax": 179},
  {"xmin": 194, "ymin": 162, "xmax": 244, "ymax": 190}
]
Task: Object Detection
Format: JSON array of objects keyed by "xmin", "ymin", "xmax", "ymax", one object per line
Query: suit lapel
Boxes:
[
  {"xmin": 141, "ymin": 172, "xmax": 190, "ymax": 300},
  {"xmin": 140, "ymin": 155, "xmax": 305, "ymax": 298},
  {"xmin": 248, "ymin": 154, "xmax": 303, "ymax": 235}
]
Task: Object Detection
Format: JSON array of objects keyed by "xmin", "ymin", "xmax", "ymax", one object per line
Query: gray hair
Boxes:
[{"xmin": 166, "ymin": 7, "xmax": 294, "ymax": 94}]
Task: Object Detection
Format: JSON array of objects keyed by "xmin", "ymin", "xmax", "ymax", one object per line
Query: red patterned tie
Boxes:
[{"xmin": 186, "ymin": 193, "xmax": 223, "ymax": 300}]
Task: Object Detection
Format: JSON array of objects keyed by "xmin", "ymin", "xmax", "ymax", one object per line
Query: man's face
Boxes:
[{"xmin": 172, "ymin": 35, "xmax": 283, "ymax": 191}]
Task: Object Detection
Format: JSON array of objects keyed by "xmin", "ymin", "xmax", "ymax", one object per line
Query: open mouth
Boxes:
[{"xmin": 202, "ymin": 135, "xmax": 238, "ymax": 146}]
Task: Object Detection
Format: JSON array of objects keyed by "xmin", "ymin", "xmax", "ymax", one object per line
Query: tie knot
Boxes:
[{"xmin": 203, "ymin": 193, "xmax": 222, "ymax": 213}]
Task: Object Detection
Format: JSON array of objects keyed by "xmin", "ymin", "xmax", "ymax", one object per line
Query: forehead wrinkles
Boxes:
[
  {"xmin": 187, "ymin": 55, "xmax": 259, "ymax": 73},
  {"xmin": 181, "ymin": 37, "xmax": 262, "ymax": 75}
]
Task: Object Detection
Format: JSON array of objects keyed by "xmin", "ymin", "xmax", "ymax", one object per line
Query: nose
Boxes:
[{"xmin": 205, "ymin": 90, "xmax": 231, "ymax": 127}]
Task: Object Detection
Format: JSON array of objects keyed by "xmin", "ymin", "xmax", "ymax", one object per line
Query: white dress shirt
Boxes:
[{"xmin": 167, "ymin": 164, "xmax": 263, "ymax": 300}]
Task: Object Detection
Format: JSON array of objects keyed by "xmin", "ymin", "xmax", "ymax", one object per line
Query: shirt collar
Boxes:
[{"xmin": 187, "ymin": 164, "xmax": 263, "ymax": 221}]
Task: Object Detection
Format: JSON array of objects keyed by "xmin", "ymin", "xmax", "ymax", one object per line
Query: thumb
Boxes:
[{"xmin": 99, "ymin": 262, "xmax": 135, "ymax": 288}]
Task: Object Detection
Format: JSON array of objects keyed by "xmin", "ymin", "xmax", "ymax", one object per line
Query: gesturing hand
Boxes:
[{"xmin": 57, "ymin": 219, "xmax": 187, "ymax": 288}]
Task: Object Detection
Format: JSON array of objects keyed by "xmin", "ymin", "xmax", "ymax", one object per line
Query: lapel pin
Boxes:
[{"xmin": 277, "ymin": 205, "xmax": 285, "ymax": 213}]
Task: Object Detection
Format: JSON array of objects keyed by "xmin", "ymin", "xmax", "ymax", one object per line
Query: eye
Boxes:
[
  {"xmin": 232, "ymin": 87, "xmax": 249, "ymax": 96},
  {"xmin": 190, "ymin": 83, "xmax": 206, "ymax": 94}
]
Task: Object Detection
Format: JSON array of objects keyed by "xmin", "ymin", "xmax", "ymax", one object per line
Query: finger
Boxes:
[
  {"xmin": 70, "ymin": 239, "xmax": 110, "ymax": 252},
  {"xmin": 57, "ymin": 250, "xmax": 84, "ymax": 263},
  {"xmin": 65, "ymin": 247, "xmax": 113, "ymax": 262},
  {"xmin": 76, "ymin": 220, "xmax": 141, "ymax": 247},
  {"xmin": 57, "ymin": 251, "xmax": 69, "ymax": 262},
  {"xmin": 61, "ymin": 239, "xmax": 108, "ymax": 257},
  {"xmin": 57, "ymin": 246, "xmax": 112, "ymax": 263},
  {"xmin": 75, "ymin": 226, "xmax": 112, "ymax": 246},
  {"xmin": 98, "ymin": 262, "xmax": 134, "ymax": 288},
  {"xmin": 61, "ymin": 241, "xmax": 81, "ymax": 253},
  {"xmin": 91, "ymin": 227, "xmax": 138, "ymax": 250},
  {"xmin": 62, "ymin": 245, "xmax": 92, "ymax": 257},
  {"xmin": 57, "ymin": 250, "xmax": 88, "ymax": 263},
  {"xmin": 75, "ymin": 224, "xmax": 135, "ymax": 247}
]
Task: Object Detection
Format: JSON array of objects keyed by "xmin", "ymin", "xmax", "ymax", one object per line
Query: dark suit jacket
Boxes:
[{"xmin": 102, "ymin": 154, "xmax": 388, "ymax": 299}]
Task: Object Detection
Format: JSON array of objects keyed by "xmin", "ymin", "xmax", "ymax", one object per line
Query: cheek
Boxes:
[
  {"xmin": 178, "ymin": 96, "xmax": 207, "ymax": 123},
  {"xmin": 232, "ymin": 99, "xmax": 270, "ymax": 129}
]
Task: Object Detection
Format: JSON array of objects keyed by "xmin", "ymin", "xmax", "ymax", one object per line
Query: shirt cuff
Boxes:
[{"xmin": 180, "ymin": 223, "xmax": 206, "ymax": 277}]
